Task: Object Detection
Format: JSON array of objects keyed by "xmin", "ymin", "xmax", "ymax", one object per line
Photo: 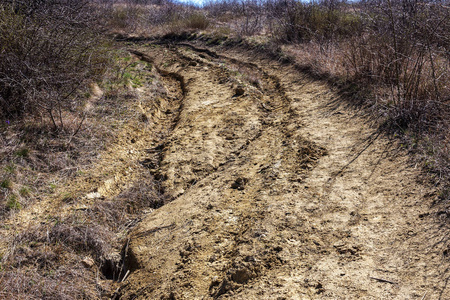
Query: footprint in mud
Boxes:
[
  {"xmin": 231, "ymin": 177, "xmax": 248, "ymax": 190},
  {"xmin": 233, "ymin": 86, "xmax": 245, "ymax": 97},
  {"xmin": 209, "ymin": 257, "xmax": 259, "ymax": 298}
]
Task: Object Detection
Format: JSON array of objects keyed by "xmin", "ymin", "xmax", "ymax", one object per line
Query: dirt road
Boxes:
[{"xmin": 112, "ymin": 42, "xmax": 449, "ymax": 299}]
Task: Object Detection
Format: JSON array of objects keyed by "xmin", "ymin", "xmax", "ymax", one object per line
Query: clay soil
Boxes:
[{"xmin": 113, "ymin": 42, "xmax": 450, "ymax": 299}]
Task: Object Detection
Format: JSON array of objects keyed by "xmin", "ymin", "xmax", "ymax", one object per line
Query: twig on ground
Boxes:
[{"xmin": 369, "ymin": 276, "xmax": 398, "ymax": 285}]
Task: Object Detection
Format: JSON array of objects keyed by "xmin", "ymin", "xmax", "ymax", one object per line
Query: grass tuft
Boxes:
[
  {"xmin": 0, "ymin": 179, "xmax": 12, "ymax": 190},
  {"xmin": 6, "ymin": 194, "xmax": 21, "ymax": 210}
]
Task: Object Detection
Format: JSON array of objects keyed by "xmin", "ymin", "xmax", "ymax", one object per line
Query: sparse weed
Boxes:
[
  {"xmin": 3, "ymin": 164, "xmax": 15, "ymax": 174},
  {"xmin": 6, "ymin": 194, "xmax": 21, "ymax": 210},
  {"xmin": 48, "ymin": 183, "xmax": 57, "ymax": 193},
  {"xmin": 0, "ymin": 178, "xmax": 12, "ymax": 190},
  {"xmin": 60, "ymin": 192, "xmax": 74, "ymax": 203},
  {"xmin": 19, "ymin": 186, "xmax": 31, "ymax": 197},
  {"xmin": 132, "ymin": 79, "xmax": 143, "ymax": 88},
  {"xmin": 15, "ymin": 148, "xmax": 29, "ymax": 158},
  {"xmin": 122, "ymin": 72, "xmax": 132, "ymax": 80}
]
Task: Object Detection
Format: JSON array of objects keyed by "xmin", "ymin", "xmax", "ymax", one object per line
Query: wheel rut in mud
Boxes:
[{"xmin": 115, "ymin": 42, "xmax": 449, "ymax": 299}]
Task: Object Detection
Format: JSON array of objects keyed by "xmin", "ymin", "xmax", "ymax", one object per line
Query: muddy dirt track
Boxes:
[{"xmin": 113, "ymin": 42, "xmax": 449, "ymax": 299}]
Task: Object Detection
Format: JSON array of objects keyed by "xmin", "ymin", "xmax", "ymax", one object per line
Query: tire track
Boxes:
[{"xmin": 114, "ymin": 42, "xmax": 448, "ymax": 300}]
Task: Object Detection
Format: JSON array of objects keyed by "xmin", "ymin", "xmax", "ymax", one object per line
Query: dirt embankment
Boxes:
[{"xmin": 109, "ymin": 43, "xmax": 450, "ymax": 299}]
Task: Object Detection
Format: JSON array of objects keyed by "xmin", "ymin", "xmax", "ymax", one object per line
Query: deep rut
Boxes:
[{"xmin": 116, "ymin": 43, "xmax": 449, "ymax": 299}]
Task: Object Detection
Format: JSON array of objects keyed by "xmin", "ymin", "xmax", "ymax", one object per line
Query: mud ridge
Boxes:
[{"xmin": 130, "ymin": 49, "xmax": 187, "ymax": 96}]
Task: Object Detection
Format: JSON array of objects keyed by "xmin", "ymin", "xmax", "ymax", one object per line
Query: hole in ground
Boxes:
[{"xmin": 100, "ymin": 240, "xmax": 140, "ymax": 282}]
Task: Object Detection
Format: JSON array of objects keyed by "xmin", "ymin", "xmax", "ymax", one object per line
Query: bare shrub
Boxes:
[
  {"xmin": 204, "ymin": 0, "xmax": 241, "ymax": 18},
  {"xmin": 144, "ymin": 2, "xmax": 180, "ymax": 26},
  {"xmin": 266, "ymin": 0, "xmax": 362, "ymax": 43},
  {"xmin": 104, "ymin": 1, "xmax": 210, "ymax": 34},
  {"xmin": 0, "ymin": 0, "xmax": 110, "ymax": 130},
  {"xmin": 101, "ymin": 0, "xmax": 168, "ymax": 33},
  {"xmin": 107, "ymin": 4, "xmax": 143, "ymax": 31},
  {"xmin": 343, "ymin": 1, "xmax": 449, "ymax": 131},
  {"xmin": 236, "ymin": 0, "xmax": 264, "ymax": 36},
  {"xmin": 184, "ymin": 12, "xmax": 210, "ymax": 30}
]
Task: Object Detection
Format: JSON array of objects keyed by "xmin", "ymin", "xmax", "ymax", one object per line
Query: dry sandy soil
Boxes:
[
  {"xmin": 1, "ymin": 40, "xmax": 449, "ymax": 299},
  {"xmin": 112, "ymin": 42, "xmax": 450, "ymax": 299}
]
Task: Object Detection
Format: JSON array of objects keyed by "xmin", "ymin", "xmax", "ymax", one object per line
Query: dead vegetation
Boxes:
[
  {"xmin": 0, "ymin": 0, "xmax": 110, "ymax": 126},
  {"xmin": 0, "ymin": 32, "xmax": 169, "ymax": 299}
]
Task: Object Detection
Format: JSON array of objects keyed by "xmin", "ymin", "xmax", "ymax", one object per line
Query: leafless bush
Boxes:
[
  {"xmin": 236, "ymin": 0, "xmax": 264, "ymax": 36},
  {"xmin": 204, "ymin": 0, "xmax": 241, "ymax": 17},
  {"xmin": 345, "ymin": 0, "xmax": 449, "ymax": 132},
  {"xmin": 145, "ymin": 2, "xmax": 180, "ymax": 25},
  {"xmin": 264, "ymin": 0, "xmax": 362, "ymax": 43},
  {"xmin": 106, "ymin": 3, "xmax": 143, "ymax": 31},
  {"xmin": 184, "ymin": 12, "xmax": 210, "ymax": 29},
  {"xmin": 104, "ymin": 0, "xmax": 210, "ymax": 34},
  {"xmin": 204, "ymin": 0, "xmax": 264, "ymax": 36},
  {"xmin": 0, "ymin": 0, "xmax": 110, "ymax": 130}
]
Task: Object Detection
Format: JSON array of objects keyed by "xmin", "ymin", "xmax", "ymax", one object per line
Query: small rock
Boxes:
[
  {"xmin": 81, "ymin": 257, "xmax": 95, "ymax": 268},
  {"xmin": 86, "ymin": 192, "xmax": 102, "ymax": 199}
]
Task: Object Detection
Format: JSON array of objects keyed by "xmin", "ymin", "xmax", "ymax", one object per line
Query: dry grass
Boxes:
[
  {"xmin": 0, "ymin": 268, "xmax": 99, "ymax": 299},
  {"xmin": 0, "ymin": 47, "xmax": 171, "ymax": 298}
]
